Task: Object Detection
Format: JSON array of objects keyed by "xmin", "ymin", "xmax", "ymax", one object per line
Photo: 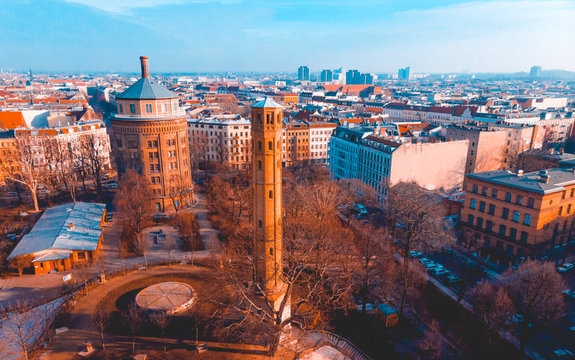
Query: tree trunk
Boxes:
[{"xmin": 31, "ymin": 189, "xmax": 39, "ymax": 212}]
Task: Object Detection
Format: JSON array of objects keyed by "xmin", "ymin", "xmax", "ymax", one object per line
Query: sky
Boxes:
[{"xmin": 1, "ymin": 0, "xmax": 574, "ymax": 74}]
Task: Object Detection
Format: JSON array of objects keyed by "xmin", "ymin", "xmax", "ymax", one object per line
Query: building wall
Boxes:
[{"xmin": 389, "ymin": 140, "xmax": 469, "ymax": 191}]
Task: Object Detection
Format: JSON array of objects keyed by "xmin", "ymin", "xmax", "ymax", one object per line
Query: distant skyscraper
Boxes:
[
  {"xmin": 320, "ymin": 69, "xmax": 333, "ymax": 82},
  {"xmin": 530, "ymin": 66, "xmax": 542, "ymax": 78},
  {"xmin": 363, "ymin": 73, "xmax": 375, "ymax": 85},
  {"xmin": 298, "ymin": 66, "xmax": 310, "ymax": 81},
  {"xmin": 398, "ymin": 66, "xmax": 412, "ymax": 80},
  {"xmin": 346, "ymin": 70, "xmax": 361, "ymax": 84}
]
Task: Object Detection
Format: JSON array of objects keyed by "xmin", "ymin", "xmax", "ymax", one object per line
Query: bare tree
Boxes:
[
  {"xmin": 122, "ymin": 302, "xmax": 144, "ymax": 354},
  {"xmin": 81, "ymin": 131, "xmax": 111, "ymax": 200},
  {"xmin": 0, "ymin": 301, "xmax": 35, "ymax": 360},
  {"xmin": 385, "ymin": 182, "xmax": 451, "ymax": 317},
  {"xmin": 8, "ymin": 254, "xmax": 34, "ymax": 276},
  {"xmin": 502, "ymin": 260, "xmax": 565, "ymax": 354},
  {"xmin": 167, "ymin": 173, "xmax": 193, "ymax": 218},
  {"xmin": 2, "ymin": 137, "xmax": 46, "ymax": 212},
  {"xmin": 470, "ymin": 281, "xmax": 515, "ymax": 347},
  {"xmin": 150, "ymin": 310, "xmax": 172, "ymax": 352},
  {"xmin": 417, "ymin": 319, "xmax": 444, "ymax": 359},
  {"xmin": 93, "ymin": 305, "xmax": 111, "ymax": 351},
  {"xmin": 115, "ymin": 170, "xmax": 153, "ymax": 253}
]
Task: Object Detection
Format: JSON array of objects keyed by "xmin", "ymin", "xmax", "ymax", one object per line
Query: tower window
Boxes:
[
  {"xmin": 269, "ymin": 190, "xmax": 273, "ymax": 198},
  {"xmin": 258, "ymin": 160, "xmax": 262, "ymax": 170},
  {"xmin": 269, "ymin": 248, "xmax": 273, "ymax": 255},
  {"xmin": 257, "ymin": 114, "xmax": 262, "ymax": 124},
  {"xmin": 258, "ymin": 220, "xmax": 262, "ymax": 228},
  {"xmin": 129, "ymin": 104, "xmax": 136, "ymax": 113},
  {"xmin": 266, "ymin": 114, "xmax": 270, "ymax": 124},
  {"xmin": 145, "ymin": 104, "xmax": 153, "ymax": 113},
  {"xmin": 258, "ymin": 141, "xmax": 262, "ymax": 150},
  {"xmin": 119, "ymin": 104, "xmax": 123, "ymax": 113},
  {"xmin": 268, "ymin": 141, "xmax": 272, "ymax": 150}
]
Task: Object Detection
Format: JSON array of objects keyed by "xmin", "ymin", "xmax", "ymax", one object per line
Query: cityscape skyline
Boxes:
[{"xmin": 1, "ymin": 0, "xmax": 574, "ymax": 73}]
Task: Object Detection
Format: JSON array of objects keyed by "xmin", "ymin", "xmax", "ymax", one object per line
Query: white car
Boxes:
[
  {"xmin": 552, "ymin": 349, "xmax": 574, "ymax": 359},
  {"xmin": 409, "ymin": 250, "xmax": 423, "ymax": 258},
  {"xmin": 558, "ymin": 263, "xmax": 575, "ymax": 273}
]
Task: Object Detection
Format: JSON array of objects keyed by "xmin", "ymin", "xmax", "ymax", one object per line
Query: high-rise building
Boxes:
[
  {"xmin": 250, "ymin": 97, "xmax": 286, "ymax": 300},
  {"xmin": 320, "ymin": 69, "xmax": 333, "ymax": 82},
  {"xmin": 111, "ymin": 56, "xmax": 193, "ymax": 213},
  {"xmin": 297, "ymin": 66, "xmax": 310, "ymax": 81},
  {"xmin": 398, "ymin": 66, "xmax": 412, "ymax": 80},
  {"xmin": 530, "ymin": 66, "xmax": 542, "ymax": 78},
  {"xmin": 346, "ymin": 70, "xmax": 361, "ymax": 84}
]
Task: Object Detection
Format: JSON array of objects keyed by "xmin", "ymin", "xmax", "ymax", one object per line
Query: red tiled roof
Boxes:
[{"xmin": 0, "ymin": 111, "xmax": 26, "ymax": 130}]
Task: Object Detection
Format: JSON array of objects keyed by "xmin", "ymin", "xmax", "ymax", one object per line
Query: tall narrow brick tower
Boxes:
[{"xmin": 251, "ymin": 98, "xmax": 285, "ymax": 301}]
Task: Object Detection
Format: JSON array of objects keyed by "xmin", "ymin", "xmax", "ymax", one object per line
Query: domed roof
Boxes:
[
  {"xmin": 116, "ymin": 77, "xmax": 176, "ymax": 100},
  {"xmin": 251, "ymin": 97, "xmax": 283, "ymax": 108}
]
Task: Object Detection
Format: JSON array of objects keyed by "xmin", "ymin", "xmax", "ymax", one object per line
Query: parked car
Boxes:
[
  {"xmin": 424, "ymin": 263, "xmax": 439, "ymax": 271},
  {"xmin": 409, "ymin": 250, "xmax": 423, "ymax": 258},
  {"xmin": 568, "ymin": 326, "xmax": 575, "ymax": 337},
  {"xmin": 153, "ymin": 213, "xmax": 170, "ymax": 223},
  {"xmin": 430, "ymin": 268, "xmax": 450, "ymax": 277},
  {"xmin": 562, "ymin": 290, "xmax": 575, "ymax": 299},
  {"xmin": 7, "ymin": 192, "xmax": 18, "ymax": 196},
  {"xmin": 558, "ymin": 263, "xmax": 575, "ymax": 273},
  {"xmin": 552, "ymin": 349, "xmax": 574, "ymax": 360},
  {"xmin": 445, "ymin": 275, "xmax": 462, "ymax": 284},
  {"xmin": 419, "ymin": 258, "xmax": 433, "ymax": 265}
]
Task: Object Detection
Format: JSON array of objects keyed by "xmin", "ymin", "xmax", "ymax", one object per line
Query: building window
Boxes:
[
  {"xmin": 512, "ymin": 211, "xmax": 520, "ymax": 222},
  {"xmin": 524, "ymin": 214, "xmax": 531, "ymax": 226},
  {"xmin": 568, "ymin": 204, "xmax": 572, "ymax": 214},
  {"xmin": 145, "ymin": 104, "xmax": 153, "ymax": 113},
  {"xmin": 77, "ymin": 252, "xmax": 86, "ymax": 260},
  {"xmin": 258, "ymin": 220, "xmax": 262, "ymax": 228},
  {"xmin": 477, "ymin": 217, "xmax": 483, "ymax": 229},
  {"xmin": 258, "ymin": 141, "xmax": 262, "ymax": 150},
  {"xmin": 470, "ymin": 199, "xmax": 476, "ymax": 209},
  {"xmin": 516, "ymin": 195, "xmax": 523, "ymax": 205},
  {"xmin": 505, "ymin": 192, "xmax": 512, "ymax": 202},
  {"xmin": 520, "ymin": 231, "xmax": 528, "ymax": 243},
  {"xmin": 269, "ymin": 190, "xmax": 273, "ymax": 199},
  {"xmin": 486, "ymin": 220, "xmax": 493, "ymax": 232},
  {"xmin": 527, "ymin": 197, "xmax": 534, "ymax": 208},
  {"xmin": 270, "ymin": 248, "xmax": 273, "ymax": 255},
  {"xmin": 502, "ymin": 208, "xmax": 509, "ymax": 220},
  {"xmin": 488, "ymin": 204, "xmax": 495, "ymax": 215},
  {"xmin": 499, "ymin": 225, "xmax": 506, "ymax": 236},
  {"xmin": 482, "ymin": 186, "xmax": 488, "ymax": 196},
  {"xmin": 129, "ymin": 104, "xmax": 136, "ymax": 113},
  {"xmin": 491, "ymin": 189, "xmax": 498, "ymax": 199},
  {"xmin": 119, "ymin": 104, "xmax": 123, "ymax": 113},
  {"xmin": 509, "ymin": 228, "xmax": 517, "ymax": 240},
  {"xmin": 559, "ymin": 206, "xmax": 563, "ymax": 216},
  {"xmin": 468, "ymin": 214, "xmax": 474, "ymax": 225},
  {"xmin": 562, "ymin": 191, "xmax": 566, "ymax": 200},
  {"xmin": 479, "ymin": 201, "xmax": 485, "ymax": 212},
  {"xmin": 472, "ymin": 184, "xmax": 478, "ymax": 193},
  {"xmin": 258, "ymin": 160, "xmax": 262, "ymax": 170},
  {"xmin": 268, "ymin": 141, "xmax": 272, "ymax": 150}
]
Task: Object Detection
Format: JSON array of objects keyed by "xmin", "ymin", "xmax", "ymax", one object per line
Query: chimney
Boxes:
[
  {"xmin": 140, "ymin": 56, "xmax": 150, "ymax": 78},
  {"xmin": 517, "ymin": 170, "xmax": 523, "ymax": 176},
  {"xmin": 69, "ymin": 223, "xmax": 74, "ymax": 228}
]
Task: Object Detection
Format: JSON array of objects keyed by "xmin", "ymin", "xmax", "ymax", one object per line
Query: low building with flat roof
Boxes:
[{"xmin": 7, "ymin": 202, "xmax": 106, "ymax": 274}]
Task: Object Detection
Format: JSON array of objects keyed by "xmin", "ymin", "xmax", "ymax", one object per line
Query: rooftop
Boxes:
[
  {"xmin": 116, "ymin": 77, "xmax": 177, "ymax": 100},
  {"xmin": 468, "ymin": 167, "xmax": 575, "ymax": 194},
  {"xmin": 251, "ymin": 97, "xmax": 283, "ymax": 108},
  {"xmin": 8, "ymin": 202, "xmax": 106, "ymax": 260}
]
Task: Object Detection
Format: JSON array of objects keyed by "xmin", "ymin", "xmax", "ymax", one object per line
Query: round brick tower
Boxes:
[{"xmin": 111, "ymin": 56, "xmax": 193, "ymax": 213}]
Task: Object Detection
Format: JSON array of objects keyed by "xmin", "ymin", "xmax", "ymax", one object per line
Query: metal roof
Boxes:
[
  {"xmin": 468, "ymin": 167, "xmax": 575, "ymax": 194},
  {"xmin": 251, "ymin": 98, "xmax": 283, "ymax": 108},
  {"xmin": 8, "ymin": 202, "xmax": 106, "ymax": 259},
  {"xmin": 32, "ymin": 250, "xmax": 72, "ymax": 263},
  {"xmin": 116, "ymin": 77, "xmax": 176, "ymax": 100}
]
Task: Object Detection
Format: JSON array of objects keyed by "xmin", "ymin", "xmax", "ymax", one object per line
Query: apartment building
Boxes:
[
  {"xmin": 460, "ymin": 167, "xmax": 575, "ymax": 264},
  {"xmin": 187, "ymin": 115, "xmax": 252, "ymax": 170},
  {"xmin": 308, "ymin": 121, "xmax": 337, "ymax": 164}
]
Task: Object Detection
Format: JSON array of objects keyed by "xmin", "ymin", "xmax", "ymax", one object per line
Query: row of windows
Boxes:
[
  {"xmin": 469, "ymin": 199, "xmax": 532, "ymax": 225},
  {"xmin": 467, "ymin": 215, "xmax": 529, "ymax": 242},
  {"xmin": 471, "ymin": 184, "xmax": 536, "ymax": 208}
]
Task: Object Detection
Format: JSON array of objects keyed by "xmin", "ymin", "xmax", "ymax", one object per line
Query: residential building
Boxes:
[
  {"xmin": 320, "ymin": 69, "xmax": 333, "ymax": 83},
  {"xmin": 398, "ymin": 67, "xmax": 411, "ymax": 80},
  {"xmin": 298, "ymin": 66, "xmax": 310, "ymax": 81},
  {"xmin": 187, "ymin": 115, "xmax": 251, "ymax": 170},
  {"xmin": 460, "ymin": 167, "xmax": 575, "ymax": 264},
  {"xmin": 110, "ymin": 56, "xmax": 193, "ymax": 212}
]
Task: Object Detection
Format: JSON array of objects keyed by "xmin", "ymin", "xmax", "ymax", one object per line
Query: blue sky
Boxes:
[{"xmin": 1, "ymin": 0, "xmax": 574, "ymax": 73}]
